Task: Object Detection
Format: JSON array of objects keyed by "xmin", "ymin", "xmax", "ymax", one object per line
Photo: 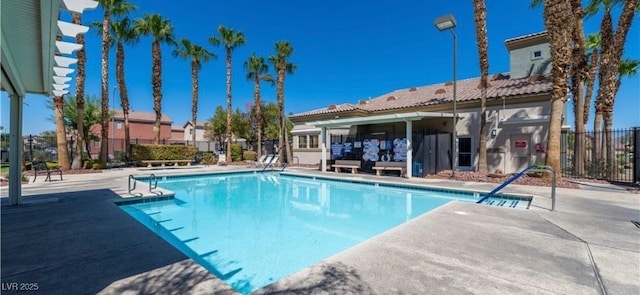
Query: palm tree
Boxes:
[
  {"xmin": 96, "ymin": 0, "xmax": 135, "ymax": 163},
  {"xmin": 587, "ymin": 0, "xmax": 637, "ymax": 178},
  {"xmin": 244, "ymin": 54, "xmax": 274, "ymax": 159},
  {"xmin": 173, "ymin": 39, "xmax": 216, "ymax": 147},
  {"xmin": 472, "ymin": 0, "xmax": 490, "ymax": 173},
  {"xmin": 111, "ymin": 17, "xmax": 138, "ymax": 160},
  {"xmin": 209, "ymin": 25, "xmax": 246, "ymax": 163},
  {"xmin": 53, "ymin": 94, "xmax": 70, "ymax": 170},
  {"xmin": 71, "ymin": 13, "xmax": 86, "ymax": 169},
  {"xmin": 135, "ymin": 14, "xmax": 176, "ymax": 144},
  {"xmin": 568, "ymin": 0, "xmax": 588, "ymax": 177},
  {"xmin": 584, "ymin": 33, "xmax": 602, "ymax": 168},
  {"xmin": 543, "ymin": 0, "xmax": 575, "ymax": 182},
  {"xmin": 269, "ymin": 41, "xmax": 297, "ymax": 164}
]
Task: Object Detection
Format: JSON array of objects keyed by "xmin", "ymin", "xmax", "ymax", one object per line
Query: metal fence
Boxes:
[{"xmin": 560, "ymin": 127, "xmax": 638, "ymax": 183}]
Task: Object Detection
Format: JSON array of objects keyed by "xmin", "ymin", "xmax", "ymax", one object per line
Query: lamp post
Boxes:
[
  {"xmin": 111, "ymin": 85, "xmax": 117, "ymax": 163},
  {"xmin": 435, "ymin": 14, "xmax": 458, "ymax": 178}
]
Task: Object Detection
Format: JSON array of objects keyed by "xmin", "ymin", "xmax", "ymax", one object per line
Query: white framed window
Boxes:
[
  {"xmin": 298, "ymin": 135, "xmax": 308, "ymax": 148},
  {"xmin": 93, "ymin": 140, "xmax": 100, "ymax": 148},
  {"xmin": 309, "ymin": 135, "xmax": 319, "ymax": 148},
  {"xmin": 116, "ymin": 122, "xmax": 122, "ymax": 129},
  {"xmin": 458, "ymin": 137, "xmax": 473, "ymax": 168},
  {"xmin": 531, "ymin": 50, "xmax": 543, "ymax": 60}
]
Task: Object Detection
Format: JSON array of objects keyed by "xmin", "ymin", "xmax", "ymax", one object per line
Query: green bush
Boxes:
[
  {"xmin": 243, "ymin": 150, "xmax": 257, "ymax": 161},
  {"xmin": 132, "ymin": 144, "xmax": 197, "ymax": 162},
  {"xmin": 46, "ymin": 162, "xmax": 59, "ymax": 169},
  {"xmin": 230, "ymin": 144, "xmax": 243, "ymax": 162},
  {"xmin": 83, "ymin": 159, "xmax": 94, "ymax": 169},
  {"xmin": 92, "ymin": 162, "xmax": 106, "ymax": 170}
]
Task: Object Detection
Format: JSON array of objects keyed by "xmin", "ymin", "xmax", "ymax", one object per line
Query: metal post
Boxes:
[
  {"xmin": 451, "ymin": 30, "xmax": 457, "ymax": 178},
  {"xmin": 28, "ymin": 134, "xmax": 33, "ymax": 162},
  {"xmin": 9, "ymin": 94, "xmax": 24, "ymax": 205}
]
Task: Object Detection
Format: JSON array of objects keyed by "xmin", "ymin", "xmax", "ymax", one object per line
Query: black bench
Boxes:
[{"xmin": 32, "ymin": 161, "xmax": 63, "ymax": 182}]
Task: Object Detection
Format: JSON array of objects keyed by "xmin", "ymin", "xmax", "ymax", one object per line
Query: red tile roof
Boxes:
[
  {"xmin": 290, "ymin": 73, "xmax": 552, "ymax": 118},
  {"xmin": 113, "ymin": 110, "xmax": 172, "ymax": 123}
]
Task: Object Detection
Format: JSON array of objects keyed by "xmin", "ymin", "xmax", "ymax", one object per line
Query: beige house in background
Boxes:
[{"xmin": 290, "ymin": 31, "xmax": 554, "ymax": 176}]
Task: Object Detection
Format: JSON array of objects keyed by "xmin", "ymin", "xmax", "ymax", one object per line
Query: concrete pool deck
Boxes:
[{"xmin": 1, "ymin": 166, "xmax": 638, "ymax": 294}]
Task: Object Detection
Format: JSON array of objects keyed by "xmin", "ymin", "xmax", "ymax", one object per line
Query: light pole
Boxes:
[
  {"xmin": 111, "ymin": 85, "xmax": 117, "ymax": 163},
  {"xmin": 435, "ymin": 14, "xmax": 457, "ymax": 178}
]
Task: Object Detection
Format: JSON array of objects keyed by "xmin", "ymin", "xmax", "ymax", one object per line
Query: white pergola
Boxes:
[
  {"xmin": 306, "ymin": 111, "xmax": 454, "ymax": 178},
  {"xmin": 1, "ymin": 0, "xmax": 97, "ymax": 205}
]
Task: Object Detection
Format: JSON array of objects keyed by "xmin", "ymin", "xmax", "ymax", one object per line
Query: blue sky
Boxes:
[{"xmin": 1, "ymin": 0, "xmax": 639, "ymax": 135}]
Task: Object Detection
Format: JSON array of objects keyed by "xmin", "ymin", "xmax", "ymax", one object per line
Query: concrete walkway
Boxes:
[{"xmin": 1, "ymin": 166, "xmax": 638, "ymax": 294}]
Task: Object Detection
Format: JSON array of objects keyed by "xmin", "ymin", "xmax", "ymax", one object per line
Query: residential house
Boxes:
[
  {"xmin": 89, "ymin": 110, "xmax": 173, "ymax": 158},
  {"xmin": 290, "ymin": 31, "xmax": 553, "ymax": 177},
  {"xmin": 171, "ymin": 125, "xmax": 184, "ymax": 141}
]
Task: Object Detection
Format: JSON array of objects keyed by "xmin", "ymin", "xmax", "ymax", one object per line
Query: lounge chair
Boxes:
[
  {"xmin": 218, "ymin": 153, "xmax": 227, "ymax": 166},
  {"xmin": 249, "ymin": 154, "xmax": 268, "ymax": 167},
  {"xmin": 256, "ymin": 155, "xmax": 274, "ymax": 168}
]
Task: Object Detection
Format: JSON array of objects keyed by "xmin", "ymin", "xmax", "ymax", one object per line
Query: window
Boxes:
[
  {"xmin": 189, "ymin": 128, "xmax": 193, "ymax": 135},
  {"xmin": 458, "ymin": 137, "xmax": 472, "ymax": 168},
  {"xmin": 309, "ymin": 135, "xmax": 319, "ymax": 148},
  {"xmin": 93, "ymin": 140, "xmax": 100, "ymax": 148},
  {"xmin": 298, "ymin": 135, "xmax": 308, "ymax": 148},
  {"xmin": 116, "ymin": 122, "xmax": 122, "ymax": 129},
  {"xmin": 531, "ymin": 50, "xmax": 542, "ymax": 60}
]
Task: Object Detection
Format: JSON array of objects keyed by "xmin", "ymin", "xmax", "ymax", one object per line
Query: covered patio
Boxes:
[
  {"xmin": 1, "ymin": 0, "xmax": 97, "ymax": 205},
  {"xmin": 306, "ymin": 111, "xmax": 455, "ymax": 178}
]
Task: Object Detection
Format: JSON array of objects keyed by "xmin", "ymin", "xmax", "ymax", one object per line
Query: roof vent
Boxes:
[
  {"xmin": 444, "ymin": 81, "xmax": 454, "ymax": 86},
  {"xmin": 327, "ymin": 104, "xmax": 337, "ymax": 110},
  {"xmin": 358, "ymin": 100, "xmax": 368, "ymax": 105},
  {"xmin": 386, "ymin": 95, "xmax": 397, "ymax": 101},
  {"xmin": 408, "ymin": 87, "xmax": 418, "ymax": 92},
  {"xmin": 435, "ymin": 88, "xmax": 447, "ymax": 95},
  {"xmin": 493, "ymin": 73, "xmax": 510, "ymax": 80}
]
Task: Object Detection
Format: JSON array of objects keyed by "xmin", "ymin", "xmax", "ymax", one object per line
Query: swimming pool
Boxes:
[{"xmin": 119, "ymin": 172, "xmax": 530, "ymax": 294}]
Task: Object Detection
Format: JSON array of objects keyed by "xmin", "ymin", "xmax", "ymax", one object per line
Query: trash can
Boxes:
[{"xmin": 412, "ymin": 162, "xmax": 423, "ymax": 177}]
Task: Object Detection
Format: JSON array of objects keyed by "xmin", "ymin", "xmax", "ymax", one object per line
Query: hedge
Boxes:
[{"xmin": 132, "ymin": 144, "xmax": 197, "ymax": 162}]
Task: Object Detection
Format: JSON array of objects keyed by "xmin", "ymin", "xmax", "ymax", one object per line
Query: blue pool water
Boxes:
[{"xmin": 119, "ymin": 173, "xmax": 509, "ymax": 293}]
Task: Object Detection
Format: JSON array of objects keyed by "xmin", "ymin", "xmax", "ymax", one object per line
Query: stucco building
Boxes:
[{"xmin": 290, "ymin": 31, "xmax": 554, "ymax": 176}]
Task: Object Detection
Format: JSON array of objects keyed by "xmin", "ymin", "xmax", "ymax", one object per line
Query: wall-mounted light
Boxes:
[{"xmin": 491, "ymin": 129, "xmax": 497, "ymax": 138}]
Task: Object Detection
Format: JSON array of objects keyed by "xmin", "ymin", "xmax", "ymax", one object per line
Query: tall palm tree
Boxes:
[
  {"xmin": 472, "ymin": 0, "xmax": 490, "ymax": 173},
  {"xmin": 71, "ymin": 13, "xmax": 86, "ymax": 169},
  {"xmin": 135, "ymin": 14, "xmax": 176, "ymax": 144},
  {"xmin": 97, "ymin": 0, "xmax": 135, "ymax": 163},
  {"xmin": 568, "ymin": 0, "xmax": 588, "ymax": 176},
  {"xmin": 269, "ymin": 41, "xmax": 297, "ymax": 164},
  {"xmin": 584, "ymin": 33, "xmax": 602, "ymax": 167},
  {"xmin": 53, "ymin": 93, "xmax": 70, "ymax": 170},
  {"xmin": 173, "ymin": 39, "xmax": 216, "ymax": 147},
  {"xmin": 244, "ymin": 54, "xmax": 274, "ymax": 159},
  {"xmin": 587, "ymin": 0, "xmax": 637, "ymax": 178},
  {"xmin": 111, "ymin": 17, "xmax": 138, "ymax": 160},
  {"xmin": 543, "ymin": 0, "xmax": 575, "ymax": 182},
  {"xmin": 209, "ymin": 25, "xmax": 246, "ymax": 163}
]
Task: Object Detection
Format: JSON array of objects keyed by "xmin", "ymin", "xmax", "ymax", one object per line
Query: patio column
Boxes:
[
  {"xmin": 9, "ymin": 94, "xmax": 24, "ymax": 205},
  {"xmin": 321, "ymin": 127, "xmax": 327, "ymax": 173},
  {"xmin": 405, "ymin": 120, "xmax": 412, "ymax": 178}
]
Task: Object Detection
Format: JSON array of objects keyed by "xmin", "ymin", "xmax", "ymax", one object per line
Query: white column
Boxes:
[
  {"xmin": 9, "ymin": 94, "xmax": 24, "ymax": 205},
  {"xmin": 405, "ymin": 120, "xmax": 412, "ymax": 178},
  {"xmin": 321, "ymin": 127, "xmax": 327, "ymax": 173}
]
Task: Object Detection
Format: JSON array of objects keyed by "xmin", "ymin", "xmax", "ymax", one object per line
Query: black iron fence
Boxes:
[{"xmin": 560, "ymin": 127, "xmax": 638, "ymax": 183}]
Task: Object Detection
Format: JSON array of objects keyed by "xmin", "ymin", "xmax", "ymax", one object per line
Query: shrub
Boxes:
[
  {"xmin": 46, "ymin": 162, "xmax": 59, "ymax": 169},
  {"xmin": 243, "ymin": 150, "xmax": 257, "ymax": 161},
  {"xmin": 92, "ymin": 162, "xmax": 106, "ymax": 170},
  {"xmin": 230, "ymin": 144, "xmax": 243, "ymax": 162},
  {"xmin": 83, "ymin": 159, "xmax": 94, "ymax": 169},
  {"xmin": 132, "ymin": 144, "xmax": 197, "ymax": 162},
  {"xmin": 201, "ymin": 152, "xmax": 216, "ymax": 165}
]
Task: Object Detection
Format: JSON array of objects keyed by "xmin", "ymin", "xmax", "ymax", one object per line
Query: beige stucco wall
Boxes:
[{"xmin": 291, "ymin": 99, "xmax": 551, "ymax": 173}]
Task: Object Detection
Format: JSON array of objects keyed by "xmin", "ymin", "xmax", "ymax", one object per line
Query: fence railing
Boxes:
[{"xmin": 560, "ymin": 127, "xmax": 638, "ymax": 183}]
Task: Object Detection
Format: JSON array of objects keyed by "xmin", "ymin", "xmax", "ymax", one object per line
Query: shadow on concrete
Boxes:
[
  {"xmin": 253, "ymin": 262, "xmax": 375, "ymax": 295},
  {"xmin": 0, "ymin": 189, "xmax": 233, "ymax": 295}
]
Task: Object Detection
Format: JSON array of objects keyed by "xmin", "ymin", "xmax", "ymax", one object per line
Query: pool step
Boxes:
[{"xmin": 478, "ymin": 198, "xmax": 530, "ymax": 209}]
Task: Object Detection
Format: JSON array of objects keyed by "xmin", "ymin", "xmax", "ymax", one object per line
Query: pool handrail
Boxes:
[
  {"xmin": 128, "ymin": 175, "xmax": 136, "ymax": 194},
  {"xmin": 477, "ymin": 164, "xmax": 556, "ymax": 211}
]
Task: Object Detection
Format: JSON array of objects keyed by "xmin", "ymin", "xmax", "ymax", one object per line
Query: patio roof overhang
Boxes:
[{"xmin": 305, "ymin": 111, "xmax": 454, "ymax": 128}]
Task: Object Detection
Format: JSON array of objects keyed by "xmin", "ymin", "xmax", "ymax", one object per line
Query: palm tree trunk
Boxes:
[
  {"xmin": 54, "ymin": 96, "xmax": 70, "ymax": 170},
  {"xmin": 116, "ymin": 41, "xmax": 132, "ymax": 160},
  {"xmin": 284, "ymin": 119, "xmax": 292, "ymax": 164},
  {"xmin": 72, "ymin": 13, "xmax": 85, "ymax": 169},
  {"xmin": 569, "ymin": 0, "xmax": 587, "ymax": 177},
  {"xmin": 604, "ymin": 113, "xmax": 615, "ymax": 179},
  {"xmin": 543, "ymin": 0, "xmax": 574, "ymax": 183},
  {"xmin": 472, "ymin": 0, "xmax": 489, "ymax": 173},
  {"xmin": 583, "ymin": 50, "xmax": 598, "ymax": 128},
  {"xmin": 99, "ymin": 9, "xmax": 110, "ymax": 163},
  {"xmin": 593, "ymin": 111, "xmax": 603, "ymax": 165},
  {"xmin": 254, "ymin": 75, "xmax": 262, "ymax": 159},
  {"xmin": 225, "ymin": 48, "xmax": 233, "ymax": 163},
  {"xmin": 192, "ymin": 60, "xmax": 199, "ymax": 147},
  {"xmin": 277, "ymin": 60, "xmax": 285, "ymax": 164},
  {"xmin": 152, "ymin": 40, "xmax": 163, "ymax": 144}
]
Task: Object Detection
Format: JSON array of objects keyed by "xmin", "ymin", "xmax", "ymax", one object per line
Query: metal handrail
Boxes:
[
  {"xmin": 128, "ymin": 175, "xmax": 136, "ymax": 194},
  {"xmin": 530, "ymin": 165, "xmax": 556, "ymax": 211},
  {"xmin": 477, "ymin": 164, "xmax": 556, "ymax": 211}
]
